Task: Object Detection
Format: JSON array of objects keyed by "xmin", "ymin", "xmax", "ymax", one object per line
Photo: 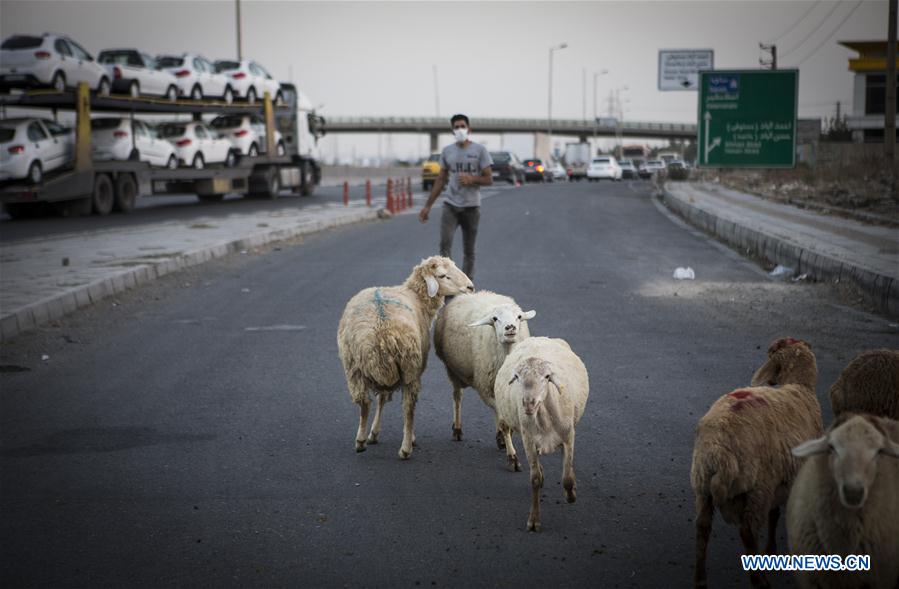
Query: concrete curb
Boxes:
[
  {"xmin": 0, "ymin": 208, "xmax": 381, "ymax": 342},
  {"xmin": 660, "ymin": 184, "xmax": 899, "ymax": 319}
]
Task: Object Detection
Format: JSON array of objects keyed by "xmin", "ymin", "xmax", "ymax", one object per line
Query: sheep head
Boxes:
[
  {"xmin": 508, "ymin": 357, "xmax": 560, "ymax": 417},
  {"xmin": 416, "ymin": 256, "xmax": 474, "ymax": 298},
  {"xmin": 792, "ymin": 414, "xmax": 899, "ymax": 509},
  {"xmin": 750, "ymin": 337, "xmax": 816, "ymax": 388},
  {"xmin": 469, "ymin": 304, "xmax": 536, "ymax": 344}
]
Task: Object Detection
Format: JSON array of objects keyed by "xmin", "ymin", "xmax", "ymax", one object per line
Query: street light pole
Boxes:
[
  {"xmin": 592, "ymin": 69, "xmax": 609, "ymax": 153},
  {"xmin": 235, "ymin": 0, "xmax": 243, "ymax": 60},
  {"xmin": 548, "ymin": 42, "xmax": 568, "ymax": 160}
]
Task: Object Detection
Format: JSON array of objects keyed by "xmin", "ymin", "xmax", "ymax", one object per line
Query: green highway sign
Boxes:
[{"xmin": 697, "ymin": 69, "xmax": 798, "ymax": 168}]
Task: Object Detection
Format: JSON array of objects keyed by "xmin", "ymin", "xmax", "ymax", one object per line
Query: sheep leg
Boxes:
[
  {"xmin": 499, "ymin": 422, "xmax": 520, "ymax": 472},
  {"xmin": 523, "ymin": 436, "xmax": 544, "ymax": 532},
  {"xmin": 693, "ymin": 494, "xmax": 713, "ymax": 589},
  {"xmin": 355, "ymin": 398, "xmax": 370, "ymax": 453},
  {"xmin": 739, "ymin": 517, "xmax": 770, "ymax": 589},
  {"xmin": 562, "ymin": 429, "xmax": 577, "ymax": 503},
  {"xmin": 452, "ymin": 385, "xmax": 463, "ymax": 441},
  {"xmin": 765, "ymin": 507, "xmax": 780, "ymax": 555},
  {"xmin": 398, "ymin": 382, "xmax": 419, "ymax": 460},
  {"xmin": 367, "ymin": 393, "xmax": 388, "ymax": 444}
]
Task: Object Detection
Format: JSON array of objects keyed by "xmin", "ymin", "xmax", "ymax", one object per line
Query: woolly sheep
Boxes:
[
  {"xmin": 337, "ymin": 256, "xmax": 474, "ymax": 459},
  {"xmin": 691, "ymin": 337, "xmax": 822, "ymax": 589},
  {"xmin": 788, "ymin": 413, "xmax": 899, "ymax": 589},
  {"xmin": 829, "ymin": 349, "xmax": 899, "ymax": 419},
  {"xmin": 494, "ymin": 336, "xmax": 589, "ymax": 532},
  {"xmin": 434, "ymin": 290, "xmax": 536, "ymax": 469}
]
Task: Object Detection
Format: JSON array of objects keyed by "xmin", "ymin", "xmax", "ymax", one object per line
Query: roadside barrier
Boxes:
[
  {"xmin": 343, "ymin": 181, "xmax": 349, "ymax": 206},
  {"xmin": 365, "ymin": 179, "xmax": 372, "ymax": 207}
]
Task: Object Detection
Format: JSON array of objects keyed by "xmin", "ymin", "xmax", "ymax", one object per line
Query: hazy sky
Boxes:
[{"xmin": 0, "ymin": 0, "xmax": 886, "ymax": 161}]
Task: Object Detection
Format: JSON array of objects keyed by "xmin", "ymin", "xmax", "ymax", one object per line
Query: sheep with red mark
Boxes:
[
  {"xmin": 433, "ymin": 290, "xmax": 536, "ymax": 470},
  {"xmin": 337, "ymin": 256, "xmax": 474, "ymax": 459},
  {"xmin": 829, "ymin": 349, "xmax": 899, "ymax": 419},
  {"xmin": 788, "ymin": 413, "xmax": 899, "ymax": 589},
  {"xmin": 691, "ymin": 337, "xmax": 822, "ymax": 589},
  {"xmin": 494, "ymin": 336, "xmax": 589, "ymax": 532}
]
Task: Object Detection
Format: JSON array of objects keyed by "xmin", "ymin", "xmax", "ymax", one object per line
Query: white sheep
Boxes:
[
  {"xmin": 433, "ymin": 290, "xmax": 536, "ymax": 470},
  {"xmin": 788, "ymin": 413, "xmax": 899, "ymax": 589},
  {"xmin": 494, "ymin": 336, "xmax": 589, "ymax": 531},
  {"xmin": 691, "ymin": 337, "xmax": 822, "ymax": 589},
  {"xmin": 337, "ymin": 256, "xmax": 474, "ymax": 459}
]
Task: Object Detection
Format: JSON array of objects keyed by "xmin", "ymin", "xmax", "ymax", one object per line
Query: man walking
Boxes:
[{"xmin": 418, "ymin": 114, "xmax": 493, "ymax": 279}]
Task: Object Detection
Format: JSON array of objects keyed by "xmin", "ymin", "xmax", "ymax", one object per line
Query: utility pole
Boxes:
[
  {"xmin": 759, "ymin": 43, "xmax": 777, "ymax": 70},
  {"xmin": 885, "ymin": 0, "xmax": 897, "ymax": 193},
  {"xmin": 235, "ymin": 0, "xmax": 243, "ymax": 60},
  {"xmin": 547, "ymin": 42, "xmax": 568, "ymax": 161}
]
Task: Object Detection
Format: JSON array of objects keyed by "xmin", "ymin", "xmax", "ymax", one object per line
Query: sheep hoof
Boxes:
[
  {"xmin": 564, "ymin": 478, "xmax": 577, "ymax": 503},
  {"xmin": 527, "ymin": 520, "xmax": 541, "ymax": 533},
  {"xmin": 367, "ymin": 433, "xmax": 379, "ymax": 444},
  {"xmin": 452, "ymin": 427, "xmax": 463, "ymax": 441},
  {"xmin": 355, "ymin": 441, "xmax": 366, "ymax": 453},
  {"xmin": 507, "ymin": 455, "xmax": 521, "ymax": 472},
  {"xmin": 398, "ymin": 448, "xmax": 411, "ymax": 460},
  {"xmin": 496, "ymin": 431, "xmax": 506, "ymax": 449}
]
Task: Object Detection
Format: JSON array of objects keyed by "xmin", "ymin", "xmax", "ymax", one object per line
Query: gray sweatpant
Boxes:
[{"xmin": 439, "ymin": 203, "xmax": 480, "ymax": 279}]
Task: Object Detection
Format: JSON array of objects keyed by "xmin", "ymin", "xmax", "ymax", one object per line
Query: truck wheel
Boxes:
[
  {"xmin": 299, "ymin": 163, "xmax": 315, "ymax": 196},
  {"xmin": 114, "ymin": 173, "xmax": 138, "ymax": 213},
  {"xmin": 251, "ymin": 166, "xmax": 280, "ymax": 199},
  {"xmin": 92, "ymin": 174, "xmax": 114, "ymax": 216}
]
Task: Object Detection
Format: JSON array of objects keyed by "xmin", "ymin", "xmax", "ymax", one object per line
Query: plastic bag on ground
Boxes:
[{"xmin": 673, "ymin": 267, "xmax": 695, "ymax": 280}]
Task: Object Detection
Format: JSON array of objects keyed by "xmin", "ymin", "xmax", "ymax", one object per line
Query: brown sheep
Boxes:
[
  {"xmin": 829, "ymin": 349, "xmax": 899, "ymax": 419},
  {"xmin": 691, "ymin": 337, "xmax": 823, "ymax": 588}
]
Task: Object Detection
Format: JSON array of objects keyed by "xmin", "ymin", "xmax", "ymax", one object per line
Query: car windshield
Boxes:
[
  {"xmin": 215, "ymin": 61, "xmax": 240, "ymax": 72},
  {"xmin": 427, "ymin": 154, "xmax": 440, "ymax": 162},
  {"xmin": 98, "ymin": 51, "xmax": 137, "ymax": 65},
  {"xmin": 648, "ymin": 161, "xmax": 663, "ymax": 166},
  {"xmin": 593, "ymin": 158, "xmax": 610, "ymax": 164},
  {"xmin": 158, "ymin": 124, "xmax": 187, "ymax": 137},
  {"xmin": 2, "ymin": 36, "xmax": 43, "ymax": 50},
  {"xmin": 156, "ymin": 56, "xmax": 183, "ymax": 68},
  {"xmin": 490, "ymin": 152, "xmax": 510, "ymax": 163},
  {"xmin": 0, "ymin": 128, "xmax": 16, "ymax": 142},
  {"xmin": 210, "ymin": 116, "xmax": 244, "ymax": 128},
  {"xmin": 90, "ymin": 118, "xmax": 123, "ymax": 130}
]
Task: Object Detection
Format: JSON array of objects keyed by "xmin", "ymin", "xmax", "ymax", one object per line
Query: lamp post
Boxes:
[
  {"xmin": 614, "ymin": 86, "xmax": 629, "ymax": 158},
  {"xmin": 547, "ymin": 42, "xmax": 568, "ymax": 160},
  {"xmin": 592, "ymin": 69, "xmax": 609, "ymax": 152}
]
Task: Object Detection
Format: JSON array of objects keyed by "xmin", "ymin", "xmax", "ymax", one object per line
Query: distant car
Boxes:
[
  {"xmin": 636, "ymin": 161, "xmax": 652, "ymax": 180},
  {"xmin": 0, "ymin": 117, "xmax": 74, "ymax": 183},
  {"xmin": 522, "ymin": 158, "xmax": 551, "ymax": 182},
  {"xmin": 158, "ymin": 121, "xmax": 236, "ymax": 169},
  {"xmin": 91, "ymin": 117, "xmax": 178, "ymax": 169},
  {"xmin": 644, "ymin": 160, "xmax": 667, "ymax": 175},
  {"xmin": 209, "ymin": 114, "xmax": 285, "ymax": 156},
  {"xmin": 213, "ymin": 59, "xmax": 282, "ymax": 105},
  {"xmin": 0, "ymin": 33, "xmax": 111, "ymax": 95},
  {"xmin": 666, "ymin": 160, "xmax": 690, "ymax": 180},
  {"xmin": 421, "ymin": 153, "xmax": 441, "ymax": 190},
  {"xmin": 156, "ymin": 53, "xmax": 233, "ymax": 102},
  {"xmin": 619, "ymin": 159, "xmax": 637, "ymax": 180},
  {"xmin": 489, "ymin": 151, "xmax": 525, "ymax": 184},
  {"xmin": 97, "ymin": 49, "xmax": 179, "ymax": 100},
  {"xmin": 587, "ymin": 156, "xmax": 622, "ymax": 181},
  {"xmin": 548, "ymin": 160, "xmax": 568, "ymax": 182}
]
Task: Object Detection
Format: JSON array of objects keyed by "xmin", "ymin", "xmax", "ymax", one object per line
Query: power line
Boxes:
[
  {"xmin": 780, "ymin": 0, "xmax": 843, "ymax": 58},
  {"xmin": 792, "ymin": 0, "xmax": 864, "ymax": 66},
  {"xmin": 768, "ymin": 0, "xmax": 822, "ymax": 44}
]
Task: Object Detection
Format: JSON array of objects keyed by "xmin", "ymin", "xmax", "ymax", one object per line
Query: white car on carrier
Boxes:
[
  {"xmin": 158, "ymin": 121, "xmax": 236, "ymax": 169},
  {"xmin": 0, "ymin": 118, "xmax": 74, "ymax": 183},
  {"xmin": 157, "ymin": 53, "xmax": 233, "ymax": 102},
  {"xmin": 97, "ymin": 49, "xmax": 179, "ymax": 100},
  {"xmin": 0, "ymin": 33, "xmax": 111, "ymax": 94},
  {"xmin": 91, "ymin": 117, "xmax": 178, "ymax": 168},
  {"xmin": 213, "ymin": 59, "xmax": 282, "ymax": 105},
  {"xmin": 209, "ymin": 114, "xmax": 285, "ymax": 156}
]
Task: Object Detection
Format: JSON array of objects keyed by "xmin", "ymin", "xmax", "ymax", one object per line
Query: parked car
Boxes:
[
  {"xmin": 0, "ymin": 117, "xmax": 74, "ymax": 183},
  {"xmin": 213, "ymin": 59, "xmax": 282, "ymax": 105},
  {"xmin": 157, "ymin": 53, "xmax": 233, "ymax": 102},
  {"xmin": 643, "ymin": 160, "xmax": 667, "ymax": 175},
  {"xmin": 489, "ymin": 151, "xmax": 525, "ymax": 184},
  {"xmin": 619, "ymin": 159, "xmax": 637, "ymax": 180},
  {"xmin": 421, "ymin": 153, "xmax": 441, "ymax": 190},
  {"xmin": 97, "ymin": 49, "xmax": 179, "ymax": 100},
  {"xmin": 91, "ymin": 117, "xmax": 177, "ymax": 169},
  {"xmin": 587, "ymin": 156, "xmax": 622, "ymax": 181},
  {"xmin": 158, "ymin": 121, "xmax": 236, "ymax": 169},
  {"xmin": 209, "ymin": 114, "xmax": 285, "ymax": 156},
  {"xmin": 549, "ymin": 160, "xmax": 568, "ymax": 182},
  {"xmin": 522, "ymin": 158, "xmax": 551, "ymax": 182},
  {"xmin": 0, "ymin": 33, "xmax": 111, "ymax": 94}
]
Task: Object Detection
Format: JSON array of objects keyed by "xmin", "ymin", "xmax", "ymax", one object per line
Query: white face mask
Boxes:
[{"xmin": 453, "ymin": 128, "xmax": 469, "ymax": 143}]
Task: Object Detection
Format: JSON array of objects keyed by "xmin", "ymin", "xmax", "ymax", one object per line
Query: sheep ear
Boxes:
[
  {"xmin": 792, "ymin": 436, "xmax": 829, "ymax": 457},
  {"xmin": 547, "ymin": 373, "xmax": 563, "ymax": 392},
  {"xmin": 469, "ymin": 314, "xmax": 494, "ymax": 327},
  {"xmin": 425, "ymin": 276, "xmax": 439, "ymax": 298},
  {"xmin": 508, "ymin": 373, "xmax": 519, "ymax": 385},
  {"xmin": 521, "ymin": 310, "xmax": 536, "ymax": 320}
]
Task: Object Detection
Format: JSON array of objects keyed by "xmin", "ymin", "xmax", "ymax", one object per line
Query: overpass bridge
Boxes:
[{"xmin": 323, "ymin": 116, "xmax": 698, "ymax": 151}]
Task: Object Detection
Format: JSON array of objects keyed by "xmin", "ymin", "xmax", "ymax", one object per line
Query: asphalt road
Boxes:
[{"xmin": 1, "ymin": 179, "xmax": 897, "ymax": 588}]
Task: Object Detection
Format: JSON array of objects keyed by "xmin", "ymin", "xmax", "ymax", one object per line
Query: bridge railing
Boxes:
[{"xmin": 324, "ymin": 116, "xmax": 696, "ymax": 133}]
